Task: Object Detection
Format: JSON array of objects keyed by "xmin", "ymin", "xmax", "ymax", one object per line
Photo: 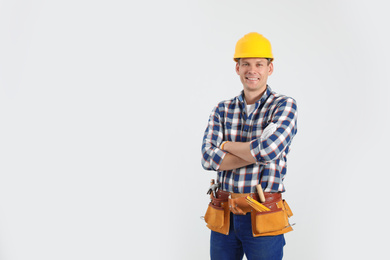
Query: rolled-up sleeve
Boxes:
[
  {"xmin": 201, "ymin": 106, "xmax": 227, "ymax": 171},
  {"xmin": 250, "ymin": 98, "xmax": 298, "ymax": 164}
]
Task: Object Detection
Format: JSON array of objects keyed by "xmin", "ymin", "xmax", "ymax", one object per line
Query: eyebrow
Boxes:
[
  {"xmin": 242, "ymin": 61, "xmax": 266, "ymax": 65},
  {"xmin": 243, "ymin": 60, "xmax": 266, "ymax": 63},
  {"xmin": 240, "ymin": 60, "xmax": 267, "ymax": 65}
]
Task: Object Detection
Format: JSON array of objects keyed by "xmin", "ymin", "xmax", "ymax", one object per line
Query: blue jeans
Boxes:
[{"xmin": 210, "ymin": 213, "xmax": 285, "ymax": 260}]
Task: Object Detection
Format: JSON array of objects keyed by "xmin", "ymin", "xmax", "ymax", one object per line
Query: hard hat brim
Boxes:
[{"xmin": 233, "ymin": 57, "xmax": 274, "ymax": 62}]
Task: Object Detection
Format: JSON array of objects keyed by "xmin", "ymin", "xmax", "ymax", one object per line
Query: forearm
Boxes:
[
  {"xmin": 223, "ymin": 142, "xmax": 257, "ymax": 164},
  {"xmin": 219, "ymin": 153, "xmax": 254, "ymax": 171}
]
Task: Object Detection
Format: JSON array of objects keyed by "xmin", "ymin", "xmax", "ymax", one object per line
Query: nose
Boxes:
[{"xmin": 248, "ymin": 65, "xmax": 257, "ymax": 74}]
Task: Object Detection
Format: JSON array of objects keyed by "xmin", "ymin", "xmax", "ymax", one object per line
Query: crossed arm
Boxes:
[
  {"xmin": 219, "ymin": 142, "xmax": 256, "ymax": 171},
  {"xmin": 201, "ymin": 98, "xmax": 298, "ymax": 172}
]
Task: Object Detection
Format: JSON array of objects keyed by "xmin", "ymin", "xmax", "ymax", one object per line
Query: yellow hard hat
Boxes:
[{"xmin": 233, "ymin": 32, "xmax": 274, "ymax": 62}]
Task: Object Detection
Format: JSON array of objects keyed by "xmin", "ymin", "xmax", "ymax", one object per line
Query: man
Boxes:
[{"xmin": 201, "ymin": 32, "xmax": 298, "ymax": 260}]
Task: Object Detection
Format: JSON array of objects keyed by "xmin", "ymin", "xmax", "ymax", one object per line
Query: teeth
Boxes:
[{"xmin": 247, "ymin": 77, "xmax": 258, "ymax": 80}]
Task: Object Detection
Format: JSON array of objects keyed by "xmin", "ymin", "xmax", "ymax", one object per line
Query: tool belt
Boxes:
[{"xmin": 204, "ymin": 190, "xmax": 294, "ymax": 237}]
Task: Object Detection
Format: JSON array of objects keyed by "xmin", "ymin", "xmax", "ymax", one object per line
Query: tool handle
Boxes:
[{"xmin": 256, "ymin": 184, "xmax": 266, "ymax": 203}]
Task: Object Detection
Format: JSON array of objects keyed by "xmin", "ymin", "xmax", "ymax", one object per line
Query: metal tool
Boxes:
[{"xmin": 207, "ymin": 179, "xmax": 220, "ymax": 198}]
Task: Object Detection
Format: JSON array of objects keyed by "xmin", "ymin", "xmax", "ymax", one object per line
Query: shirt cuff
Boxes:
[
  {"xmin": 250, "ymin": 139, "xmax": 267, "ymax": 165},
  {"xmin": 214, "ymin": 148, "xmax": 228, "ymax": 171}
]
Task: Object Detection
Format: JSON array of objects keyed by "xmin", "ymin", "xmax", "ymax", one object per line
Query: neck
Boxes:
[{"xmin": 244, "ymin": 87, "xmax": 267, "ymax": 105}]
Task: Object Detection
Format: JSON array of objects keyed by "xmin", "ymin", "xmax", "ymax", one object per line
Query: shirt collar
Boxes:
[{"xmin": 238, "ymin": 85, "xmax": 272, "ymax": 106}]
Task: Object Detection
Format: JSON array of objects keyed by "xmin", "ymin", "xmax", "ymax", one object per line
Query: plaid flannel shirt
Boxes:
[{"xmin": 201, "ymin": 86, "xmax": 298, "ymax": 193}]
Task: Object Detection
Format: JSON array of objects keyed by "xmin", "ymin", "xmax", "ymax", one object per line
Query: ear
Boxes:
[
  {"xmin": 235, "ymin": 62, "xmax": 240, "ymax": 75},
  {"xmin": 268, "ymin": 62, "xmax": 274, "ymax": 76}
]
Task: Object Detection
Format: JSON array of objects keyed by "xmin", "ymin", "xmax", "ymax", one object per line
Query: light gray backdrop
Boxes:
[{"xmin": 1, "ymin": 0, "xmax": 389, "ymax": 259}]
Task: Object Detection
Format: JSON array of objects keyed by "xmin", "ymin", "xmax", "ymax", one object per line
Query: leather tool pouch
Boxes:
[
  {"xmin": 228, "ymin": 196, "xmax": 253, "ymax": 215},
  {"xmin": 204, "ymin": 191, "xmax": 294, "ymax": 237},
  {"xmin": 204, "ymin": 194, "xmax": 230, "ymax": 235},
  {"xmin": 251, "ymin": 199, "xmax": 293, "ymax": 237}
]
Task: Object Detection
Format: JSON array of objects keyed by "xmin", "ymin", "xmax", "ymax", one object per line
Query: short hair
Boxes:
[{"xmin": 236, "ymin": 58, "xmax": 272, "ymax": 65}]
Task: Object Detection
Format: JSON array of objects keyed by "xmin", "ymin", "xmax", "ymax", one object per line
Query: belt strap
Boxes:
[{"xmin": 216, "ymin": 190, "xmax": 281, "ymax": 204}]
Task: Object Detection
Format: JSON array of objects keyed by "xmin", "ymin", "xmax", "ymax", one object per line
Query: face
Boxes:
[{"xmin": 235, "ymin": 58, "xmax": 273, "ymax": 95}]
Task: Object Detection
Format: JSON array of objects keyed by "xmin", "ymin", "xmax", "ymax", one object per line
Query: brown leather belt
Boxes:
[
  {"xmin": 213, "ymin": 190, "xmax": 282, "ymax": 215},
  {"xmin": 216, "ymin": 190, "xmax": 281, "ymax": 202}
]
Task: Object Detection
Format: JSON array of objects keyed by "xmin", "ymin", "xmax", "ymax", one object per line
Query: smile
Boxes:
[{"xmin": 246, "ymin": 77, "xmax": 259, "ymax": 81}]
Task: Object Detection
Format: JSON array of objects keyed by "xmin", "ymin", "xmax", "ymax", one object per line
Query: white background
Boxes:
[{"xmin": 1, "ymin": 0, "xmax": 389, "ymax": 259}]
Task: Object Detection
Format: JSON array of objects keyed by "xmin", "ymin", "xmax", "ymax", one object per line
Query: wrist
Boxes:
[{"xmin": 220, "ymin": 141, "xmax": 230, "ymax": 151}]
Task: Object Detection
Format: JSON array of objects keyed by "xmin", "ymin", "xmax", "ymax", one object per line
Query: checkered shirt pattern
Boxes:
[{"xmin": 201, "ymin": 86, "xmax": 298, "ymax": 193}]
